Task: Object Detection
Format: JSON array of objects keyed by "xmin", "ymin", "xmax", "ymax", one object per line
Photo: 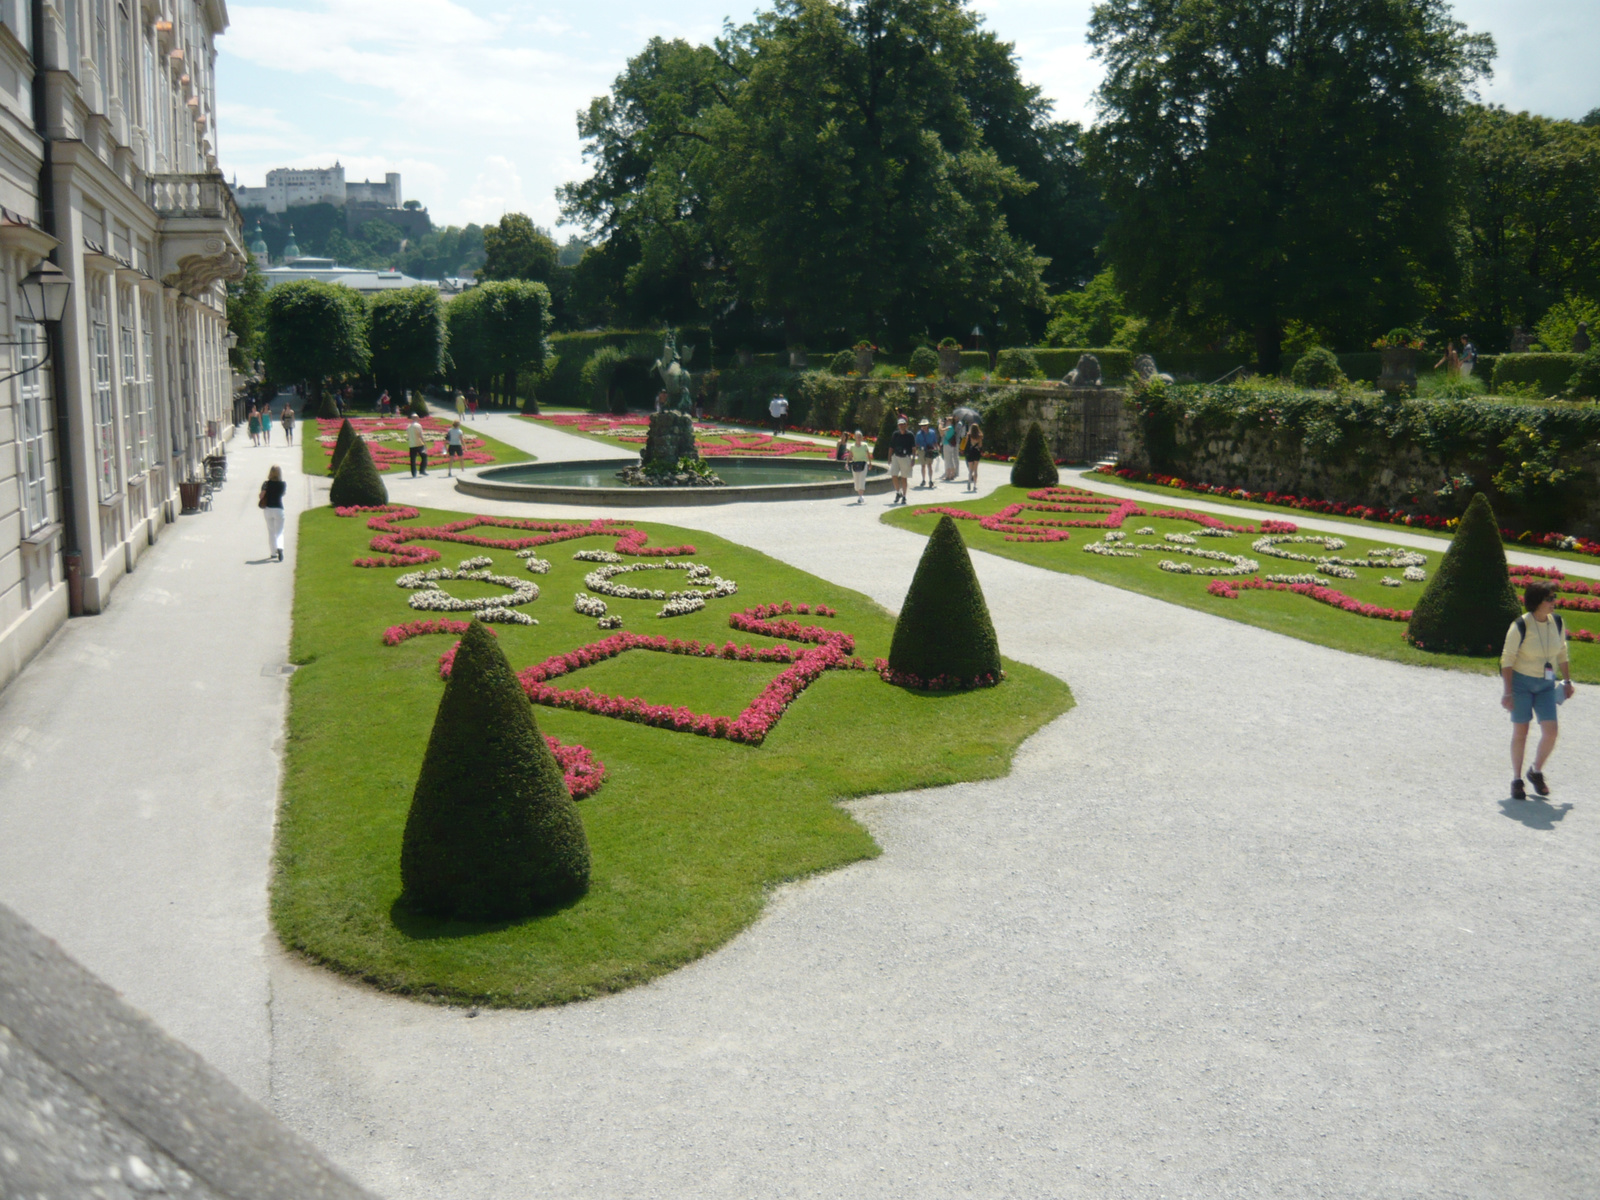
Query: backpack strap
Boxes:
[{"xmin": 1516, "ymin": 616, "xmax": 1527, "ymax": 645}]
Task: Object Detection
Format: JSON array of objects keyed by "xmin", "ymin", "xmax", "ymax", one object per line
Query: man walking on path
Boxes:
[
  {"xmin": 407, "ymin": 416, "xmax": 428, "ymax": 477},
  {"xmin": 888, "ymin": 416, "xmax": 916, "ymax": 504},
  {"xmin": 769, "ymin": 393, "xmax": 789, "ymax": 436},
  {"xmin": 1502, "ymin": 580, "xmax": 1574, "ymax": 799},
  {"xmin": 914, "ymin": 418, "xmax": 938, "ymax": 488}
]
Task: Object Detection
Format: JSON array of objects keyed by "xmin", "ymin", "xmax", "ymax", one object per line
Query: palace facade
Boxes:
[{"xmin": 0, "ymin": 0, "xmax": 244, "ymax": 690}]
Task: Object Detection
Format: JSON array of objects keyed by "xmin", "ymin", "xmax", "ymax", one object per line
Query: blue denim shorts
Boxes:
[{"xmin": 1511, "ymin": 671, "xmax": 1558, "ymax": 724}]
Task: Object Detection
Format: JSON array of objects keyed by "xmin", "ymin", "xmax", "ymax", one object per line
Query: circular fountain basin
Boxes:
[{"xmin": 456, "ymin": 455, "xmax": 894, "ymax": 506}]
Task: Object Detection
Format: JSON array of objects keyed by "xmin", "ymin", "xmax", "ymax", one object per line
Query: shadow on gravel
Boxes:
[{"xmin": 1498, "ymin": 798, "xmax": 1574, "ymax": 830}]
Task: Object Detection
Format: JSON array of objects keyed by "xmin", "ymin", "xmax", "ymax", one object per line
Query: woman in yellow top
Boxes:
[
  {"xmin": 848, "ymin": 429, "xmax": 871, "ymax": 503},
  {"xmin": 1500, "ymin": 580, "xmax": 1574, "ymax": 799}
]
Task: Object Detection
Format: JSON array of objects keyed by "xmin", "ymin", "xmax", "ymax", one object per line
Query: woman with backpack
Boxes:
[{"xmin": 1501, "ymin": 580, "xmax": 1574, "ymax": 800}]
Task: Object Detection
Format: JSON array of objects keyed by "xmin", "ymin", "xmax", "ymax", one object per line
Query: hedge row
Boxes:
[
  {"xmin": 1492, "ymin": 353, "xmax": 1583, "ymax": 396},
  {"xmin": 1025, "ymin": 348, "xmax": 1134, "ymax": 381},
  {"xmin": 1130, "ymin": 382, "xmax": 1600, "ymax": 534}
]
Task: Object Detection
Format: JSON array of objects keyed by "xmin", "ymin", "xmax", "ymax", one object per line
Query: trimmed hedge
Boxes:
[
  {"xmin": 1028, "ymin": 347, "xmax": 1135, "ymax": 381},
  {"xmin": 887, "ymin": 516, "xmax": 1002, "ymax": 687},
  {"xmin": 400, "ymin": 621, "xmax": 590, "ymax": 919},
  {"xmin": 1010, "ymin": 422, "xmax": 1059, "ymax": 488},
  {"xmin": 994, "ymin": 347, "xmax": 1045, "ymax": 380},
  {"xmin": 1404, "ymin": 493, "xmax": 1521, "ymax": 656},
  {"xmin": 872, "ymin": 408, "xmax": 897, "ymax": 461},
  {"xmin": 908, "ymin": 346, "xmax": 940, "ymax": 378},
  {"xmin": 327, "ymin": 434, "xmax": 388, "ymax": 507},
  {"xmin": 1493, "ymin": 353, "xmax": 1582, "ymax": 397},
  {"xmin": 1569, "ymin": 351, "xmax": 1600, "ymax": 398},
  {"xmin": 1291, "ymin": 347, "xmax": 1344, "ymax": 389},
  {"xmin": 1125, "ymin": 382, "xmax": 1600, "ymax": 534},
  {"xmin": 329, "ymin": 418, "xmax": 356, "ymax": 474}
]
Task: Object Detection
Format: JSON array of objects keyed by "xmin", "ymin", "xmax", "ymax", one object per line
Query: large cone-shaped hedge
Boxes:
[
  {"xmin": 329, "ymin": 418, "xmax": 357, "ymax": 475},
  {"xmin": 887, "ymin": 515, "xmax": 1002, "ymax": 686},
  {"xmin": 872, "ymin": 409, "xmax": 898, "ymax": 462},
  {"xmin": 1405, "ymin": 492, "xmax": 1520, "ymax": 655},
  {"xmin": 1010, "ymin": 421, "xmax": 1059, "ymax": 488},
  {"xmin": 401, "ymin": 621, "xmax": 590, "ymax": 919},
  {"xmin": 327, "ymin": 432, "xmax": 388, "ymax": 507}
]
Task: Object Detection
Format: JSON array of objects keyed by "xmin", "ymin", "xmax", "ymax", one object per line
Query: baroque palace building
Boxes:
[{"xmin": 0, "ymin": 0, "xmax": 244, "ymax": 689}]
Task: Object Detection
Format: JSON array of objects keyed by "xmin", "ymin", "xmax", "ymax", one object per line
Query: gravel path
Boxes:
[{"xmin": 266, "ymin": 415, "xmax": 1599, "ymax": 1198}]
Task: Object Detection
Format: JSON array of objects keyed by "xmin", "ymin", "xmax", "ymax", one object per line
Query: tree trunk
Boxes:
[{"xmin": 1254, "ymin": 323, "xmax": 1284, "ymax": 378}]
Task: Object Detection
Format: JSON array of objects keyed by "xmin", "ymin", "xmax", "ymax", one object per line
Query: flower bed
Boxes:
[
  {"xmin": 333, "ymin": 505, "xmax": 695, "ymax": 568},
  {"xmin": 1100, "ymin": 465, "xmax": 1600, "ymax": 559},
  {"xmin": 468, "ymin": 607, "xmax": 865, "ymax": 746},
  {"xmin": 873, "ymin": 659, "xmax": 1003, "ymax": 691},
  {"xmin": 315, "ymin": 416, "xmax": 497, "ymax": 471},
  {"xmin": 524, "ymin": 413, "xmax": 822, "ymax": 457},
  {"xmin": 1205, "ymin": 577, "xmax": 1412, "ymax": 621}
]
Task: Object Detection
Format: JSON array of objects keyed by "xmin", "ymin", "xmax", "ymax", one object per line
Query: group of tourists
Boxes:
[
  {"xmin": 246, "ymin": 401, "xmax": 294, "ymax": 447},
  {"xmin": 831, "ymin": 409, "xmax": 985, "ymax": 505}
]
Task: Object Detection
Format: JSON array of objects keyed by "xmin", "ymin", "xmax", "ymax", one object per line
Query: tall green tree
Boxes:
[
  {"xmin": 702, "ymin": 0, "xmax": 1046, "ymax": 347},
  {"xmin": 368, "ymin": 285, "xmax": 448, "ymax": 397},
  {"xmin": 1456, "ymin": 106, "xmax": 1600, "ymax": 349},
  {"xmin": 226, "ymin": 255, "xmax": 267, "ymax": 373},
  {"xmin": 449, "ymin": 281, "xmax": 551, "ymax": 409},
  {"xmin": 260, "ymin": 280, "xmax": 369, "ymax": 417},
  {"xmin": 479, "ymin": 213, "xmax": 560, "ymax": 282},
  {"xmin": 1086, "ymin": 0, "xmax": 1494, "ymax": 372}
]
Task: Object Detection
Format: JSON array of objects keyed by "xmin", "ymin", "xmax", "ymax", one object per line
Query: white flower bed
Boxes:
[
  {"xmin": 1403, "ymin": 565, "xmax": 1426, "ymax": 582},
  {"xmin": 400, "ymin": 566, "xmax": 539, "ymax": 618},
  {"xmin": 1158, "ymin": 559, "xmax": 1257, "ymax": 577},
  {"xmin": 1365, "ymin": 547, "xmax": 1428, "ymax": 568},
  {"xmin": 457, "ymin": 556, "xmax": 493, "ymax": 570},
  {"xmin": 516, "ymin": 549, "xmax": 552, "ymax": 574},
  {"xmin": 658, "ymin": 595, "xmax": 707, "ymax": 617},
  {"xmin": 1263, "ymin": 573, "xmax": 1332, "ymax": 585},
  {"xmin": 1134, "ymin": 526, "xmax": 1155, "ymax": 534},
  {"xmin": 596, "ymin": 615, "xmax": 623, "ymax": 629},
  {"xmin": 1251, "ymin": 533, "xmax": 1423, "ymax": 579},
  {"xmin": 1380, "ymin": 576, "xmax": 1402, "ymax": 587},
  {"xmin": 1104, "ymin": 531, "xmax": 1127, "ymax": 542},
  {"xmin": 1164, "ymin": 532, "xmax": 1197, "ymax": 545},
  {"xmin": 1083, "ymin": 540, "xmax": 1141, "ymax": 558},
  {"xmin": 581, "ymin": 560, "xmax": 738, "ymax": 608},
  {"xmin": 1193, "ymin": 527, "xmax": 1236, "ymax": 538},
  {"xmin": 573, "ymin": 592, "xmax": 608, "ymax": 617},
  {"xmin": 573, "ymin": 549, "xmax": 622, "ymax": 563},
  {"xmin": 478, "ymin": 608, "xmax": 538, "ymax": 625}
]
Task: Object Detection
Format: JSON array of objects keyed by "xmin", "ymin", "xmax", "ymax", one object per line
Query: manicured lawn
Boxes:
[
  {"xmin": 883, "ymin": 485, "xmax": 1600, "ymax": 683},
  {"xmin": 301, "ymin": 415, "xmax": 532, "ymax": 477},
  {"xmin": 1079, "ymin": 469, "xmax": 1600, "ymax": 570},
  {"xmin": 277, "ymin": 505, "xmax": 1072, "ymax": 1006}
]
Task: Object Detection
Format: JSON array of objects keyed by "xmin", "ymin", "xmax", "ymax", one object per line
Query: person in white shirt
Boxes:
[
  {"xmin": 769, "ymin": 394, "xmax": 790, "ymax": 435},
  {"xmin": 1500, "ymin": 580, "xmax": 1573, "ymax": 800},
  {"xmin": 406, "ymin": 417, "xmax": 428, "ymax": 477}
]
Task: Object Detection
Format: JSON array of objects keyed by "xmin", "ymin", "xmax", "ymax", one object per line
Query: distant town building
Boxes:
[
  {"xmin": 233, "ymin": 164, "xmax": 403, "ymax": 214},
  {"xmin": 261, "ymin": 255, "xmax": 440, "ymax": 296}
]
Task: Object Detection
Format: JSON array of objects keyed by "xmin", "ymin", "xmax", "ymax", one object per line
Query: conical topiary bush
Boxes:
[
  {"xmin": 329, "ymin": 418, "xmax": 357, "ymax": 475},
  {"xmin": 1010, "ymin": 421, "xmax": 1059, "ymax": 488},
  {"xmin": 1405, "ymin": 492, "xmax": 1520, "ymax": 656},
  {"xmin": 401, "ymin": 621, "xmax": 590, "ymax": 920},
  {"xmin": 872, "ymin": 408, "xmax": 898, "ymax": 462},
  {"xmin": 327, "ymin": 432, "xmax": 388, "ymax": 507},
  {"xmin": 886, "ymin": 515, "xmax": 1002, "ymax": 688}
]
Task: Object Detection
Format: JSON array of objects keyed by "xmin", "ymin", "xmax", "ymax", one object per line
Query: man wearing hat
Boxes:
[
  {"xmin": 913, "ymin": 417, "xmax": 939, "ymax": 488},
  {"xmin": 888, "ymin": 415, "xmax": 917, "ymax": 504}
]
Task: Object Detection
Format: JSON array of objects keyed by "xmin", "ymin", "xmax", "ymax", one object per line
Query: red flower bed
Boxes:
[
  {"xmin": 315, "ymin": 416, "xmax": 497, "ymax": 471},
  {"xmin": 914, "ymin": 486, "xmax": 1278, "ymax": 543},
  {"xmin": 873, "ymin": 659, "xmax": 1003, "ymax": 690},
  {"xmin": 526, "ymin": 413, "xmax": 820, "ymax": 457},
  {"xmin": 334, "ymin": 505, "xmax": 694, "ymax": 568},
  {"xmin": 466, "ymin": 606, "xmax": 866, "ymax": 746},
  {"xmin": 1205, "ymin": 577, "xmax": 1411, "ymax": 621},
  {"xmin": 1101, "ymin": 465, "xmax": 1600, "ymax": 558}
]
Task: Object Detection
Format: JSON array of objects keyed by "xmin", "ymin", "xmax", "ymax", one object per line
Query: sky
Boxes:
[{"xmin": 214, "ymin": 0, "xmax": 1600, "ymax": 234}]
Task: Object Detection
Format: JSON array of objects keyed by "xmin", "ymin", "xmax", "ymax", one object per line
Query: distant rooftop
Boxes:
[{"xmin": 261, "ymin": 257, "xmax": 439, "ymax": 294}]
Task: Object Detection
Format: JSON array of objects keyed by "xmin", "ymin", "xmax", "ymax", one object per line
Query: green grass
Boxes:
[
  {"xmin": 299, "ymin": 418, "xmax": 532, "ymax": 477},
  {"xmin": 277, "ymin": 505, "xmax": 1072, "ymax": 1006},
  {"xmin": 883, "ymin": 485, "xmax": 1600, "ymax": 683},
  {"xmin": 1079, "ymin": 470, "xmax": 1600, "ymax": 569}
]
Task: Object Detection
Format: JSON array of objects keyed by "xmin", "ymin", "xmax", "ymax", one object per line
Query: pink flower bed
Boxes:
[
  {"xmin": 316, "ymin": 416, "xmax": 498, "ymax": 471},
  {"xmin": 526, "ymin": 413, "xmax": 818, "ymax": 457},
  {"xmin": 334, "ymin": 505, "xmax": 694, "ymax": 568},
  {"xmin": 547, "ymin": 735, "xmax": 606, "ymax": 799},
  {"xmin": 873, "ymin": 659, "xmax": 1003, "ymax": 691},
  {"xmin": 1205, "ymin": 576, "xmax": 1412, "ymax": 621},
  {"xmin": 916, "ymin": 487, "xmax": 1277, "ymax": 544},
  {"xmin": 437, "ymin": 605, "xmax": 868, "ymax": 746}
]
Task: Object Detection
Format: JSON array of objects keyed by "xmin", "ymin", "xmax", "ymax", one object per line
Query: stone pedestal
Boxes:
[
  {"xmin": 1377, "ymin": 348, "xmax": 1418, "ymax": 394},
  {"xmin": 642, "ymin": 410, "xmax": 698, "ymax": 468}
]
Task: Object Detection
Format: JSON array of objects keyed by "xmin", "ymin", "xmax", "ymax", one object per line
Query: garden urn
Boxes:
[
  {"xmin": 855, "ymin": 347, "xmax": 875, "ymax": 376},
  {"xmin": 938, "ymin": 346, "xmax": 961, "ymax": 378},
  {"xmin": 1377, "ymin": 347, "xmax": 1418, "ymax": 394}
]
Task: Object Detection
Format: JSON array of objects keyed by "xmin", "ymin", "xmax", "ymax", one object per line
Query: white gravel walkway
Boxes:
[{"xmin": 262, "ymin": 414, "xmax": 1599, "ymax": 1199}]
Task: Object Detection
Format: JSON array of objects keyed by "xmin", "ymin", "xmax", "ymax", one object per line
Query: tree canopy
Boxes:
[
  {"xmin": 558, "ymin": 0, "xmax": 1093, "ymax": 345},
  {"xmin": 479, "ymin": 213, "xmax": 561, "ymax": 282},
  {"xmin": 1086, "ymin": 0, "xmax": 1494, "ymax": 372},
  {"xmin": 368, "ymin": 285, "xmax": 448, "ymax": 395},
  {"xmin": 261, "ymin": 280, "xmax": 369, "ymax": 414}
]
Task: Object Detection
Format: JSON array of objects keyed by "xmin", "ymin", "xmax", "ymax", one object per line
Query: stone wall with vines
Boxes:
[{"xmin": 1120, "ymin": 383, "xmax": 1600, "ymax": 535}]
